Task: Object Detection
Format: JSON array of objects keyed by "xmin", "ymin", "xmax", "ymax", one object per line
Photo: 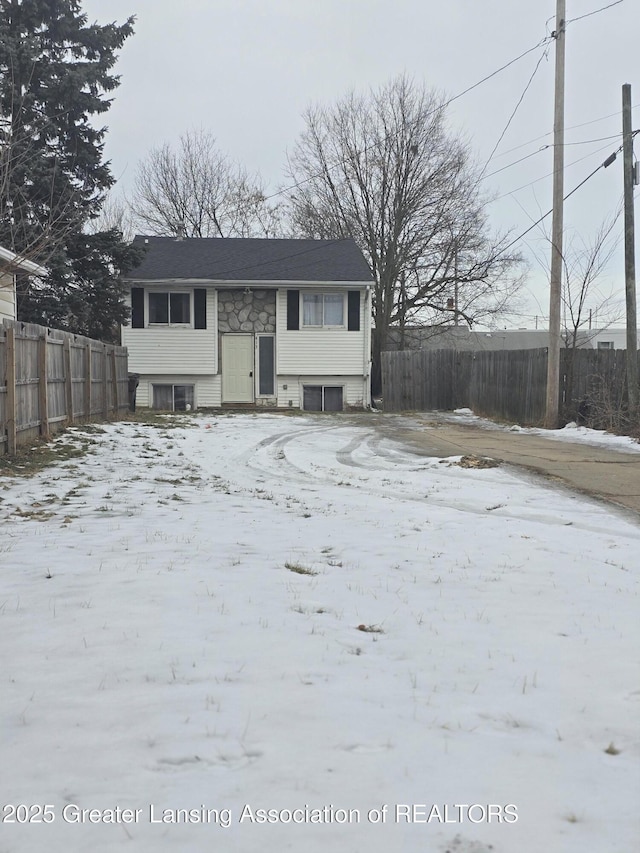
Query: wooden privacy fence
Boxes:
[
  {"xmin": 1, "ymin": 320, "xmax": 129, "ymax": 455},
  {"xmin": 381, "ymin": 347, "xmax": 637, "ymax": 425}
]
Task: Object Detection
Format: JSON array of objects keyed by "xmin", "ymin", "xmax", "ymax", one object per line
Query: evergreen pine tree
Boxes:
[{"xmin": 0, "ymin": 0, "xmax": 143, "ymax": 341}]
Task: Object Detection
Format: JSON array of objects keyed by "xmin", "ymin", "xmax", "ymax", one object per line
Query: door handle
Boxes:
[{"xmin": 249, "ymin": 371, "xmax": 253, "ymax": 377}]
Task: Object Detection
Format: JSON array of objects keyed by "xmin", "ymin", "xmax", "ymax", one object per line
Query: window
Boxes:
[
  {"xmin": 152, "ymin": 384, "xmax": 194, "ymax": 411},
  {"xmin": 148, "ymin": 292, "xmax": 190, "ymax": 324},
  {"xmin": 302, "ymin": 293, "xmax": 344, "ymax": 327},
  {"xmin": 258, "ymin": 336, "xmax": 275, "ymax": 396},
  {"xmin": 597, "ymin": 341, "xmax": 614, "ymax": 350},
  {"xmin": 303, "ymin": 385, "xmax": 343, "ymax": 412}
]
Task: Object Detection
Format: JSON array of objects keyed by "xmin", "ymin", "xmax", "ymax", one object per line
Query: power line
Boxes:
[
  {"xmin": 544, "ymin": 0, "xmax": 624, "ymax": 31},
  {"xmin": 258, "ymin": 13, "xmax": 626, "ymax": 211},
  {"xmin": 499, "ymin": 136, "xmax": 636, "ymax": 255},
  {"xmin": 441, "ymin": 37, "xmax": 552, "ymax": 110},
  {"xmin": 262, "ymin": 36, "xmax": 553, "ymax": 204},
  {"xmin": 214, "ymin": 137, "xmax": 628, "ymax": 282},
  {"xmin": 211, "ymin": 139, "xmax": 624, "ymax": 280},
  {"xmin": 198, "ymin": 5, "xmax": 628, "ymax": 277},
  {"xmin": 503, "ymin": 170, "xmax": 603, "ymax": 253},
  {"xmin": 564, "ymin": 134, "xmax": 621, "ymax": 146},
  {"xmin": 482, "ymin": 148, "xmax": 548, "ymax": 181},
  {"xmin": 566, "ymin": 0, "xmax": 625, "ymax": 25},
  {"xmin": 479, "ymin": 46, "xmax": 551, "ymax": 179},
  {"xmin": 480, "ymin": 106, "xmax": 637, "ymax": 163},
  {"xmin": 481, "ymin": 135, "xmax": 622, "ymax": 183},
  {"xmin": 492, "ymin": 141, "xmax": 615, "ymax": 200}
]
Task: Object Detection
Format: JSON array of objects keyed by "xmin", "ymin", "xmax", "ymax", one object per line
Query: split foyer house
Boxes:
[{"xmin": 121, "ymin": 236, "xmax": 373, "ymax": 411}]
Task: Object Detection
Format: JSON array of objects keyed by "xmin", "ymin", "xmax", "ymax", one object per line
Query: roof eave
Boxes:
[
  {"xmin": 0, "ymin": 246, "xmax": 48, "ymax": 277},
  {"xmin": 122, "ymin": 277, "xmax": 373, "ymax": 287}
]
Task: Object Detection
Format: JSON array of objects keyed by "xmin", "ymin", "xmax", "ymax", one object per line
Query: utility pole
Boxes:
[
  {"xmin": 545, "ymin": 0, "xmax": 566, "ymax": 428},
  {"xmin": 622, "ymin": 84, "xmax": 638, "ymax": 414},
  {"xmin": 453, "ymin": 240, "xmax": 459, "ymax": 325}
]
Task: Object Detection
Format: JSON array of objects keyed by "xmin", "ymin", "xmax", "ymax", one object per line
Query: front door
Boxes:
[{"xmin": 222, "ymin": 335, "xmax": 254, "ymax": 402}]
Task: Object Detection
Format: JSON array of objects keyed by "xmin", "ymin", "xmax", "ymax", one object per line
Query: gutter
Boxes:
[{"xmin": 0, "ymin": 246, "xmax": 48, "ymax": 277}]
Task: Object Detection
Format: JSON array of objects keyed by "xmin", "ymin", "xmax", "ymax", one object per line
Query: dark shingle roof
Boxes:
[{"xmin": 126, "ymin": 236, "xmax": 373, "ymax": 283}]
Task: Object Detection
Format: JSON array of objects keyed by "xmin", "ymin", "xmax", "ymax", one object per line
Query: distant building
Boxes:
[
  {"xmin": 588, "ymin": 329, "xmax": 637, "ymax": 350},
  {"xmin": 384, "ymin": 326, "xmax": 639, "ymax": 352}
]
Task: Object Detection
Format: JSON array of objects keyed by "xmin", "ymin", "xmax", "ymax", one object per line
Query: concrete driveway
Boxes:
[{"xmin": 352, "ymin": 412, "xmax": 640, "ymax": 518}]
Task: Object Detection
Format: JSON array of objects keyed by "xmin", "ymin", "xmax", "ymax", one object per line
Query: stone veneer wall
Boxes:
[{"xmin": 217, "ymin": 289, "xmax": 276, "ymax": 333}]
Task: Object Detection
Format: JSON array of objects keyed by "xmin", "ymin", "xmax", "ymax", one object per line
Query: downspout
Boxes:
[{"xmin": 364, "ymin": 285, "xmax": 372, "ymax": 407}]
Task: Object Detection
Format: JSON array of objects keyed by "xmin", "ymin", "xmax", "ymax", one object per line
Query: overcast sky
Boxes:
[{"xmin": 82, "ymin": 0, "xmax": 638, "ymax": 328}]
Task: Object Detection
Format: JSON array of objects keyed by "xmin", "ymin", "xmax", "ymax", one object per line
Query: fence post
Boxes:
[
  {"xmin": 85, "ymin": 342, "xmax": 92, "ymax": 418},
  {"xmin": 64, "ymin": 337, "xmax": 74, "ymax": 424},
  {"xmin": 110, "ymin": 348, "xmax": 119, "ymax": 415},
  {"xmin": 102, "ymin": 344, "xmax": 109, "ymax": 419},
  {"xmin": 5, "ymin": 325, "xmax": 16, "ymax": 454},
  {"xmin": 38, "ymin": 331, "xmax": 49, "ymax": 438}
]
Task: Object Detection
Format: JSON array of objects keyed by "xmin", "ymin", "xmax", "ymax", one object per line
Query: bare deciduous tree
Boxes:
[
  {"xmin": 530, "ymin": 214, "xmax": 624, "ymax": 421},
  {"xmin": 85, "ymin": 192, "xmax": 134, "ymax": 241},
  {"xmin": 560, "ymin": 217, "xmax": 622, "ymax": 350},
  {"xmin": 286, "ymin": 75, "xmax": 523, "ymax": 389},
  {"xmin": 558, "ymin": 217, "xmax": 623, "ymax": 423},
  {"xmin": 529, "ymin": 214, "xmax": 623, "ymax": 347},
  {"xmin": 130, "ymin": 129, "xmax": 282, "ymax": 238},
  {"xmin": 1, "ymin": 113, "xmax": 81, "ymax": 264}
]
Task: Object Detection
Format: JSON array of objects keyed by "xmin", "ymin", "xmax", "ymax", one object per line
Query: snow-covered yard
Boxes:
[{"xmin": 1, "ymin": 413, "xmax": 638, "ymax": 853}]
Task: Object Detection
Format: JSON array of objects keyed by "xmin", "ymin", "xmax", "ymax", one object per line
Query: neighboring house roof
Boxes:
[
  {"xmin": 384, "ymin": 326, "xmax": 602, "ymax": 351},
  {"xmin": 125, "ymin": 236, "xmax": 373, "ymax": 283},
  {"xmin": 0, "ymin": 245, "xmax": 47, "ymax": 277}
]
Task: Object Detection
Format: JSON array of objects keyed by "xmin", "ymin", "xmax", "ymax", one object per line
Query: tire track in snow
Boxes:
[{"xmin": 192, "ymin": 417, "xmax": 638, "ymax": 536}]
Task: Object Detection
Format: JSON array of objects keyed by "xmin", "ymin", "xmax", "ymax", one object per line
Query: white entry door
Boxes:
[{"xmin": 222, "ymin": 335, "xmax": 254, "ymax": 402}]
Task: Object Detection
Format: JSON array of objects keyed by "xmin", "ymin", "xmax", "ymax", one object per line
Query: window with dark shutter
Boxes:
[
  {"xmin": 287, "ymin": 290, "xmax": 300, "ymax": 330},
  {"xmin": 347, "ymin": 291, "xmax": 360, "ymax": 331},
  {"xmin": 194, "ymin": 289, "xmax": 207, "ymax": 329},
  {"xmin": 131, "ymin": 287, "xmax": 144, "ymax": 328}
]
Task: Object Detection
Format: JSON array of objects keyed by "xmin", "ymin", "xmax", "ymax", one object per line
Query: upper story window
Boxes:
[
  {"xmin": 302, "ymin": 293, "xmax": 344, "ymax": 327},
  {"xmin": 148, "ymin": 292, "xmax": 191, "ymax": 325}
]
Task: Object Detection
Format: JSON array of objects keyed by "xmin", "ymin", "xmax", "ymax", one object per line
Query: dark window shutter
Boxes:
[
  {"xmin": 287, "ymin": 290, "xmax": 300, "ymax": 330},
  {"xmin": 131, "ymin": 287, "xmax": 144, "ymax": 328},
  {"xmin": 347, "ymin": 291, "xmax": 360, "ymax": 331},
  {"xmin": 194, "ymin": 288, "xmax": 207, "ymax": 329}
]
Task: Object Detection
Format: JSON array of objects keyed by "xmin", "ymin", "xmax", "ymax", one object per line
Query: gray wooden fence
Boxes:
[
  {"xmin": 381, "ymin": 347, "xmax": 635, "ymax": 426},
  {"xmin": 1, "ymin": 320, "xmax": 129, "ymax": 455}
]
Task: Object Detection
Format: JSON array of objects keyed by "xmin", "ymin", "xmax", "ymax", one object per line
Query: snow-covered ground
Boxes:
[
  {"xmin": 448, "ymin": 407, "xmax": 640, "ymax": 453},
  {"xmin": 1, "ymin": 413, "xmax": 638, "ymax": 853}
]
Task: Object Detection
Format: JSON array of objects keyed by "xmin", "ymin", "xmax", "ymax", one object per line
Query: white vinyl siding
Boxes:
[
  {"xmin": 277, "ymin": 288, "xmax": 367, "ymax": 375},
  {"xmin": 122, "ymin": 288, "xmax": 217, "ymax": 375},
  {"xmin": 123, "ymin": 328, "xmax": 216, "ymax": 375},
  {"xmin": 0, "ymin": 271, "xmax": 16, "ymax": 321}
]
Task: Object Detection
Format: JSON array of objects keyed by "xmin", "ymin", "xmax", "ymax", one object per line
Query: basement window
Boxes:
[
  {"xmin": 152, "ymin": 384, "xmax": 195, "ymax": 411},
  {"xmin": 303, "ymin": 385, "xmax": 343, "ymax": 412}
]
